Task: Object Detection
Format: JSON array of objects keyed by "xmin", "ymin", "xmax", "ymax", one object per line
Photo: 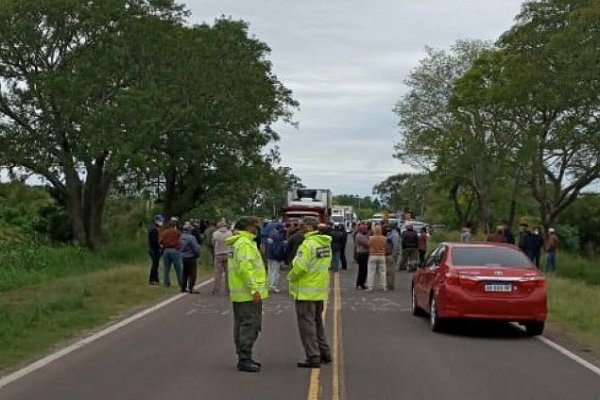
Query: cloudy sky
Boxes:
[{"xmin": 187, "ymin": 0, "xmax": 525, "ymax": 196}]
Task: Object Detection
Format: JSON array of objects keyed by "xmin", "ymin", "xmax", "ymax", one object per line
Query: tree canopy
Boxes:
[{"xmin": 0, "ymin": 1, "xmax": 297, "ymax": 248}]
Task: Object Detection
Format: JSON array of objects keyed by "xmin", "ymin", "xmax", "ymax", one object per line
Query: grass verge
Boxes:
[
  {"xmin": 546, "ymin": 276, "xmax": 600, "ymax": 348},
  {"xmin": 0, "ymin": 260, "xmax": 211, "ymax": 373},
  {"xmin": 0, "ymin": 240, "xmax": 148, "ymax": 293}
]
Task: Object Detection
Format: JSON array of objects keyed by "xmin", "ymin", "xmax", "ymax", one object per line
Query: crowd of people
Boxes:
[
  {"xmin": 145, "ymin": 212, "xmax": 563, "ymax": 373},
  {"xmin": 147, "ymin": 214, "xmax": 429, "ymax": 294},
  {"xmin": 461, "ymin": 221, "xmax": 560, "ymax": 272},
  {"xmin": 145, "ymin": 214, "xmax": 427, "ymax": 373}
]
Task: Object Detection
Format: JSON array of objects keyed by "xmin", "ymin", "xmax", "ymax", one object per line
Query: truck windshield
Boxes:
[{"xmin": 331, "ymin": 216, "xmax": 343, "ymax": 222}]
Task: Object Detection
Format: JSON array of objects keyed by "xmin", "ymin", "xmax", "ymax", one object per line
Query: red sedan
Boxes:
[{"xmin": 411, "ymin": 242, "xmax": 547, "ymax": 335}]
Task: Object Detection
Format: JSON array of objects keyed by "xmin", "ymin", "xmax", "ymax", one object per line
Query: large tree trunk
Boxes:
[
  {"xmin": 65, "ymin": 168, "xmax": 86, "ymax": 246},
  {"xmin": 63, "ymin": 155, "xmax": 114, "ymax": 249},
  {"xmin": 82, "ymin": 156, "xmax": 112, "ymax": 249},
  {"xmin": 507, "ymin": 176, "xmax": 520, "ymax": 228},
  {"xmin": 164, "ymin": 162, "xmax": 178, "ymax": 219}
]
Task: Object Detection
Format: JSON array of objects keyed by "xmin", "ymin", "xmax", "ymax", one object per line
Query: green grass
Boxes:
[
  {"xmin": 546, "ymin": 276, "xmax": 600, "ymax": 345},
  {"xmin": 0, "ymin": 254, "xmax": 211, "ymax": 372},
  {"xmin": 555, "ymin": 252, "xmax": 600, "ymax": 285},
  {"xmin": 0, "ymin": 240, "xmax": 147, "ymax": 293}
]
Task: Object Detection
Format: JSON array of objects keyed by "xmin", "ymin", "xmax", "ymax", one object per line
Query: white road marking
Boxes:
[
  {"xmin": 0, "ymin": 278, "xmax": 214, "ymax": 390},
  {"xmin": 537, "ymin": 336, "xmax": 600, "ymax": 377},
  {"xmin": 508, "ymin": 322, "xmax": 600, "ymax": 377}
]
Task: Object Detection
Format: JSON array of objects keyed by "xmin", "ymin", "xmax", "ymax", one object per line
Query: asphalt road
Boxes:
[{"xmin": 2, "ymin": 244, "xmax": 600, "ymax": 400}]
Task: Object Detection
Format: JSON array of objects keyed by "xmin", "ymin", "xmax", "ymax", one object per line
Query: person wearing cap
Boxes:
[
  {"xmin": 226, "ymin": 216, "xmax": 268, "ymax": 373},
  {"xmin": 159, "ymin": 217, "xmax": 183, "ymax": 290},
  {"xmin": 545, "ymin": 228, "xmax": 559, "ymax": 273},
  {"xmin": 518, "ymin": 222, "xmax": 536, "ymax": 262},
  {"xmin": 288, "ymin": 216, "xmax": 332, "ymax": 369},
  {"xmin": 147, "ymin": 214, "xmax": 164, "ymax": 286},
  {"xmin": 212, "ymin": 220, "xmax": 232, "ymax": 295},
  {"xmin": 180, "ymin": 222, "xmax": 201, "ymax": 293}
]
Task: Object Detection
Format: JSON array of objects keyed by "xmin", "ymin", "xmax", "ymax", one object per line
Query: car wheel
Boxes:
[
  {"xmin": 524, "ymin": 321, "xmax": 545, "ymax": 336},
  {"xmin": 412, "ymin": 286, "xmax": 425, "ymax": 317},
  {"xmin": 429, "ymin": 296, "xmax": 444, "ymax": 332}
]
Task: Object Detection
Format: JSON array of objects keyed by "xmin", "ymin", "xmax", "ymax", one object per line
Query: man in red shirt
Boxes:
[{"xmin": 159, "ymin": 217, "xmax": 183, "ymax": 290}]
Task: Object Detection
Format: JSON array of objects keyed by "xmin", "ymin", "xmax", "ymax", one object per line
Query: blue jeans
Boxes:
[
  {"xmin": 545, "ymin": 252, "xmax": 556, "ymax": 273},
  {"xmin": 163, "ymin": 248, "xmax": 183, "ymax": 289},
  {"xmin": 331, "ymin": 251, "xmax": 341, "ymax": 272}
]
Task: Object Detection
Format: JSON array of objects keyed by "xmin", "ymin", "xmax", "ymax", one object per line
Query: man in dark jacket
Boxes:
[
  {"xmin": 530, "ymin": 227, "xmax": 544, "ymax": 268},
  {"xmin": 286, "ymin": 221, "xmax": 305, "ymax": 266},
  {"xmin": 518, "ymin": 222, "xmax": 536, "ymax": 262},
  {"xmin": 180, "ymin": 221, "xmax": 201, "ymax": 293},
  {"xmin": 267, "ymin": 223, "xmax": 286, "ymax": 293},
  {"xmin": 502, "ymin": 220, "xmax": 516, "ymax": 244},
  {"xmin": 329, "ymin": 224, "xmax": 346, "ymax": 272},
  {"xmin": 400, "ymin": 224, "xmax": 419, "ymax": 271},
  {"xmin": 340, "ymin": 228, "xmax": 349, "ymax": 270},
  {"xmin": 148, "ymin": 214, "xmax": 163, "ymax": 286}
]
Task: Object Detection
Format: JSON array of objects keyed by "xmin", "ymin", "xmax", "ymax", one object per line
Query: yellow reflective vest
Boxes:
[
  {"xmin": 288, "ymin": 231, "xmax": 332, "ymax": 301},
  {"xmin": 227, "ymin": 231, "xmax": 268, "ymax": 303}
]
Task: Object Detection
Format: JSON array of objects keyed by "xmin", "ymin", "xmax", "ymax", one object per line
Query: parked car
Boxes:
[{"xmin": 411, "ymin": 242, "xmax": 547, "ymax": 335}]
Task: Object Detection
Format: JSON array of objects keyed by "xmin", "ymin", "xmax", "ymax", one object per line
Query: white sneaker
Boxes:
[{"xmin": 270, "ymin": 287, "xmax": 281, "ymax": 293}]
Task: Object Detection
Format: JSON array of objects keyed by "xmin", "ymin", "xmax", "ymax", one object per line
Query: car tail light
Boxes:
[
  {"xmin": 445, "ymin": 271, "xmax": 461, "ymax": 285},
  {"xmin": 520, "ymin": 278, "xmax": 546, "ymax": 288},
  {"xmin": 445, "ymin": 272, "xmax": 478, "ymax": 288}
]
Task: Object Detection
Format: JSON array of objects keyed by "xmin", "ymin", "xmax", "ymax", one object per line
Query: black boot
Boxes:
[
  {"xmin": 320, "ymin": 353, "xmax": 332, "ymax": 364},
  {"xmin": 297, "ymin": 357, "xmax": 321, "ymax": 368},
  {"xmin": 237, "ymin": 359, "xmax": 260, "ymax": 373}
]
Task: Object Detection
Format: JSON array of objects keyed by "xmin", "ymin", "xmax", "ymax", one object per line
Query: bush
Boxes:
[
  {"xmin": 556, "ymin": 225, "xmax": 580, "ymax": 253},
  {"xmin": 557, "ymin": 252, "xmax": 600, "ymax": 286}
]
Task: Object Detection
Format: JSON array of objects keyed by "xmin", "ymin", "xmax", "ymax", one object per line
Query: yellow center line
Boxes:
[
  {"xmin": 307, "ymin": 273, "xmax": 344, "ymax": 400},
  {"xmin": 332, "ymin": 273, "xmax": 341, "ymax": 400}
]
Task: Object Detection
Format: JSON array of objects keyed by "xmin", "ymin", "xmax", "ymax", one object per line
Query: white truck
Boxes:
[
  {"xmin": 282, "ymin": 188, "xmax": 332, "ymax": 223},
  {"xmin": 331, "ymin": 205, "xmax": 356, "ymax": 232}
]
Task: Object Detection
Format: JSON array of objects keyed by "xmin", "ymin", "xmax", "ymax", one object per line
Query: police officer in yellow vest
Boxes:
[
  {"xmin": 288, "ymin": 216, "xmax": 333, "ymax": 368},
  {"xmin": 226, "ymin": 216, "xmax": 268, "ymax": 373}
]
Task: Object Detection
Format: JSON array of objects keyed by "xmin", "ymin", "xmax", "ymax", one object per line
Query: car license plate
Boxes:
[{"xmin": 484, "ymin": 284, "xmax": 512, "ymax": 292}]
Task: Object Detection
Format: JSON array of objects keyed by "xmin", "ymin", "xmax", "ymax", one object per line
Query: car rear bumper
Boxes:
[{"xmin": 438, "ymin": 285, "xmax": 547, "ymax": 322}]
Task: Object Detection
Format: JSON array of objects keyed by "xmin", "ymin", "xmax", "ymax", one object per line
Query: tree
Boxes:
[
  {"xmin": 126, "ymin": 18, "xmax": 298, "ymax": 218},
  {"xmin": 394, "ymin": 40, "xmax": 508, "ymax": 230},
  {"xmin": 495, "ymin": 0, "xmax": 600, "ymax": 230},
  {"xmin": 372, "ymin": 173, "xmax": 430, "ymax": 217},
  {"xmin": 0, "ymin": 0, "xmax": 186, "ymax": 248}
]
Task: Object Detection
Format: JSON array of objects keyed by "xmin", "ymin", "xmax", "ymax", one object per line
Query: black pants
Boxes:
[
  {"xmin": 356, "ymin": 252, "xmax": 369, "ymax": 288},
  {"xmin": 148, "ymin": 251, "xmax": 161, "ymax": 284},
  {"xmin": 233, "ymin": 301, "xmax": 262, "ymax": 361},
  {"xmin": 419, "ymin": 249, "xmax": 426, "ymax": 264},
  {"xmin": 341, "ymin": 248, "xmax": 348, "ymax": 270},
  {"xmin": 532, "ymin": 251, "xmax": 541, "ymax": 268},
  {"xmin": 295, "ymin": 301, "xmax": 330, "ymax": 361},
  {"xmin": 182, "ymin": 257, "xmax": 198, "ymax": 291}
]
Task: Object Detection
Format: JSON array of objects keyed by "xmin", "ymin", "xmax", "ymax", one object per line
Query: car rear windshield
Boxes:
[{"xmin": 451, "ymin": 247, "xmax": 532, "ymax": 268}]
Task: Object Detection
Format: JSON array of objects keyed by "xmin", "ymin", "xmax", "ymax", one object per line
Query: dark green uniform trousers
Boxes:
[
  {"xmin": 295, "ymin": 300, "xmax": 331, "ymax": 362},
  {"xmin": 233, "ymin": 301, "xmax": 262, "ymax": 361}
]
